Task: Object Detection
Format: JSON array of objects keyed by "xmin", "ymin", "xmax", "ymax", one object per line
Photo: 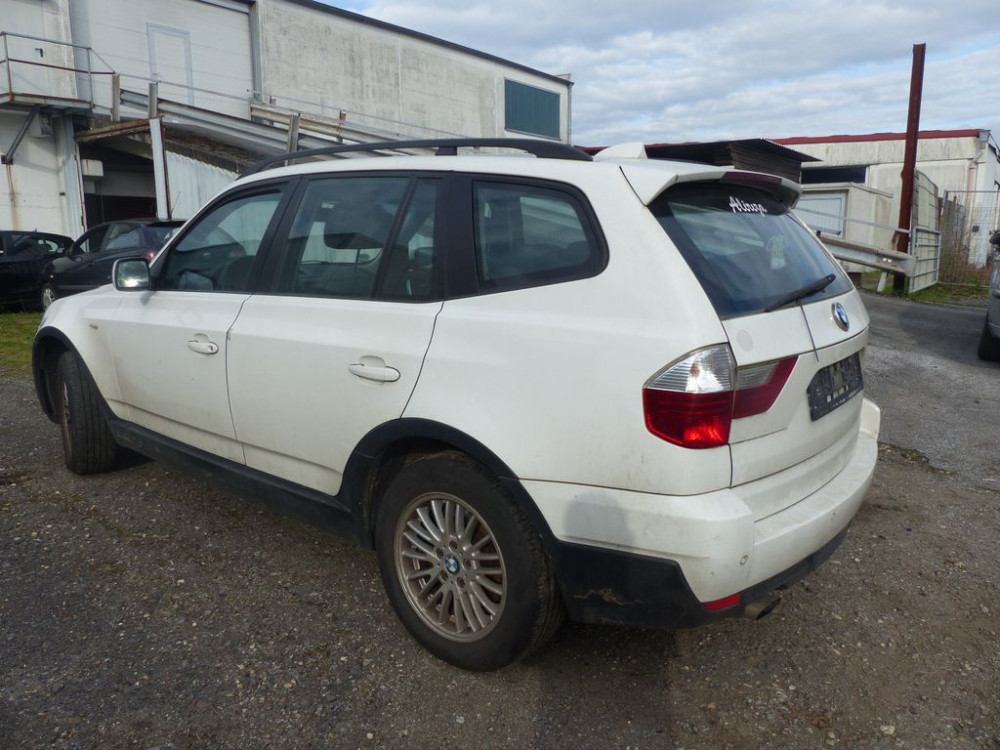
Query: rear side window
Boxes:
[
  {"xmin": 652, "ymin": 182, "xmax": 852, "ymax": 318},
  {"xmin": 474, "ymin": 181, "xmax": 602, "ymax": 291},
  {"xmin": 277, "ymin": 175, "xmax": 441, "ymax": 300}
]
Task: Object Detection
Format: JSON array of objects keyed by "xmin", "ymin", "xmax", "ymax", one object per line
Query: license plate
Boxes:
[{"xmin": 807, "ymin": 353, "xmax": 863, "ymax": 421}]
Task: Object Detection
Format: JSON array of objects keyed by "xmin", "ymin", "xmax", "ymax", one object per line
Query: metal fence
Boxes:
[
  {"xmin": 941, "ymin": 189, "xmax": 1000, "ymax": 268},
  {"xmin": 907, "ymin": 172, "xmax": 941, "ymax": 293}
]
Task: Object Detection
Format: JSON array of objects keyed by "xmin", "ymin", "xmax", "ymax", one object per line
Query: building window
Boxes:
[
  {"xmin": 504, "ymin": 80, "xmax": 560, "ymax": 139},
  {"xmin": 800, "ymin": 165, "xmax": 869, "ymax": 185}
]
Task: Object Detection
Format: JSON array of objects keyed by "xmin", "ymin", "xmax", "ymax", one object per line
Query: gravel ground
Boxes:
[{"xmin": 1, "ymin": 295, "xmax": 999, "ymax": 750}]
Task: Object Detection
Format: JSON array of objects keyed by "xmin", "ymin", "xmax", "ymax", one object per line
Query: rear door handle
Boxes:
[
  {"xmin": 348, "ymin": 362, "xmax": 400, "ymax": 382},
  {"xmin": 187, "ymin": 338, "xmax": 220, "ymax": 355}
]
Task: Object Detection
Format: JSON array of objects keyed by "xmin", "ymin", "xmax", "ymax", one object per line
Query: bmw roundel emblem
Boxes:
[
  {"xmin": 832, "ymin": 302, "xmax": 850, "ymax": 332},
  {"xmin": 444, "ymin": 557, "xmax": 461, "ymax": 574}
]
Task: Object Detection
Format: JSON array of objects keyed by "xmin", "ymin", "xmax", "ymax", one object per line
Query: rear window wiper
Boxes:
[{"xmin": 763, "ymin": 273, "xmax": 837, "ymax": 313}]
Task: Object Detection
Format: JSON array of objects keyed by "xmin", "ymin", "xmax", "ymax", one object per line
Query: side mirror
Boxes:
[{"xmin": 113, "ymin": 258, "xmax": 151, "ymax": 291}]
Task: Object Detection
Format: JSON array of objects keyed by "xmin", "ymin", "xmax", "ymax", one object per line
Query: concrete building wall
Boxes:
[
  {"xmin": 255, "ymin": 0, "xmax": 571, "ymax": 140},
  {"xmin": 67, "ymin": 0, "xmax": 254, "ymax": 116},
  {"xmin": 2, "ymin": 0, "xmax": 77, "ymax": 101},
  {"xmin": 0, "ymin": 112, "xmax": 70, "ymax": 233},
  {"xmin": 783, "ymin": 131, "xmax": 1000, "ymax": 266},
  {"xmin": 799, "ymin": 183, "xmax": 895, "ymax": 249}
]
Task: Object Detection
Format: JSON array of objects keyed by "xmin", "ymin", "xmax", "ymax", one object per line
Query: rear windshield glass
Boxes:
[{"xmin": 652, "ymin": 182, "xmax": 852, "ymax": 318}]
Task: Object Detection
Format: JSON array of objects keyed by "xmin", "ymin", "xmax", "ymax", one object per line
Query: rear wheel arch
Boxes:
[{"xmin": 343, "ymin": 419, "xmax": 558, "ymax": 553}]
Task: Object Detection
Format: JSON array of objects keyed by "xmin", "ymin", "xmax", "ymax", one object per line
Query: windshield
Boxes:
[{"xmin": 652, "ymin": 182, "xmax": 852, "ymax": 318}]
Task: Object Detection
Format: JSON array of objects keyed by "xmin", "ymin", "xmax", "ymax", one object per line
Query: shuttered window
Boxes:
[{"xmin": 504, "ymin": 80, "xmax": 560, "ymax": 139}]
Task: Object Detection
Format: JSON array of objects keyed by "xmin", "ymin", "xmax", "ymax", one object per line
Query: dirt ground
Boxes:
[{"xmin": 1, "ymin": 295, "xmax": 998, "ymax": 749}]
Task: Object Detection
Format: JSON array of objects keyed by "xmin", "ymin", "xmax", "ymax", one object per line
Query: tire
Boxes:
[
  {"xmin": 977, "ymin": 315, "xmax": 1000, "ymax": 361},
  {"xmin": 40, "ymin": 283, "xmax": 57, "ymax": 310},
  {"xmin": 375, "ymin": 451, "xmax": 564, "ymax": 671},
  {"xmin": 56, "ymin": 351, "xmax": 119, "ymax": 474}
]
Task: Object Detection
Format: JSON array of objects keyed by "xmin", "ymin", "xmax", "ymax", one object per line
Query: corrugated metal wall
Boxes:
[{"xmin": 166, "ymin": 152, "xmax": 236, "ymax": 221}]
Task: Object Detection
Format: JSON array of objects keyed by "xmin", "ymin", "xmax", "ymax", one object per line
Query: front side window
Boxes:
[
  {"xmin": 158, "ymin": 190, "xmax": 283, "ymax": 292},
  {"xmin": 278, "ymin": 175, "xmax": 440, "ymax": 300},
  {"xmin": 474, "ymin": 181, "xmax": 602, "ymax": 291},
  {"xmin": 652, "ymin": 182, "xmax": 853, "ymax": 318}
]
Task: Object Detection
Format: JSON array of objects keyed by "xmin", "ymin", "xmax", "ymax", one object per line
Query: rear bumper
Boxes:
[{"xmin": 525, "ymin": 397, "xmax": 880, "ymax": 627}]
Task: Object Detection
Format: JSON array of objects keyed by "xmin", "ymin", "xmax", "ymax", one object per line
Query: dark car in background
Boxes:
[
  {"xmin": 0, "ymin": 230, "xmax": 73, "ymax": 309},
  {"xmin": 978, "ymin": 230, "xmax": 1000, "ymax": 361},
  {"xmin": 40, "ymin": 219, "xmax": 184, "ymax": 309}
]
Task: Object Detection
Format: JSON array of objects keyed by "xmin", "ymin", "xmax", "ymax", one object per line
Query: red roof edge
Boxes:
[{"xmin": 774, "ymin": 129, "xmax": 984, "ymax": 145}]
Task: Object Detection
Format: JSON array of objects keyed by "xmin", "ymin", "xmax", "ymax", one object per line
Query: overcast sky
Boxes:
[{"xmin": 328, "ymin": 0, "xmax": 1000, "ymax": 147}]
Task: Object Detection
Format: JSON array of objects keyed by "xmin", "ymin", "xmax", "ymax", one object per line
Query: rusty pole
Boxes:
[{"xmin": 893, "ymin": 42, "xmax": 926, "ymax": 292}]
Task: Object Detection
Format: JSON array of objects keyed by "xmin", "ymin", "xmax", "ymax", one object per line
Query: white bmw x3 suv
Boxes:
[{"xmin": 34, "ymin": 138, "xmax": 880, "ymax": 670}]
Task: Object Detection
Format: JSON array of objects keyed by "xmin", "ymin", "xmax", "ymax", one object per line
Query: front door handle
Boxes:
[
  {"xmin": 348, "ymin": 362, "xmax": 400, "ymax": 382},
  {"xmin": 187, "ymin": 338, "xmax": 220, "ymax": 355}
]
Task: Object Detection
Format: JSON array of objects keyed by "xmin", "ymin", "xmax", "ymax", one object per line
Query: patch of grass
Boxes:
[
  {"xmin": 0, "ymin": 311, "xmax": 42, "ymax": 373},
  {"xmin": 860, "ymin": 270, "xmax": 989, "ymax": 307},
  {"xmin": 908, "ymin": 282, "xmax": 988, "ymax": 306}
]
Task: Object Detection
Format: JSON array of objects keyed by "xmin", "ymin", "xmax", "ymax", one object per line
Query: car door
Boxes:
[
  {"xmin": 50, "ymin": 224, "xmax": 111, "ymax": 295},
  {"xmin": 72, "ymin": 221, "xmax": 147, "ymax": 291},
  {"xmin": 107, "ymin": 184, "xmax": 293, "ymax": 462},
  {"xmin": 226, "ymin": 173, "xmax": 445, "ymax": 495},
  {"xmin": 0, "ymin": 234, "xmax": 55, "ymax": 301}
]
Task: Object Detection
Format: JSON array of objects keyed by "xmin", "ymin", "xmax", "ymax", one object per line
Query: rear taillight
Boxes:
[{"xmin": 643, "ymin": 345, "xmax": 796, "ymax": 449}]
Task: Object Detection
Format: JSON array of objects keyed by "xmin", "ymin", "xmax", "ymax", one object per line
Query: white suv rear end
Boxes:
[{"xmin": 33, "ymin": 138, "xmax": 879, "ymax": 670}]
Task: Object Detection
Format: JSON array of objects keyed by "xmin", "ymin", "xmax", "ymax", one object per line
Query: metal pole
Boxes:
[
  {"xmin": 149, "ymin": 117, "xmax": 170, "ymax": 219},
  {"xmin": 893, "ymin": 42, "xmax": 926, "ymax": 292}
]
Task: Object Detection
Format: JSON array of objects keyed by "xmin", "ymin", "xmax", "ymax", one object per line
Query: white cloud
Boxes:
[{"xmin": 327, "ymin": 0, "xmax": 1000, "ymax": 144}]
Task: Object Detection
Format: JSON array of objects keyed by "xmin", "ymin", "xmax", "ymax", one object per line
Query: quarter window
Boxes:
[
  {"xmin": 474, "ymin": 181, "xmax": 601, "ymax": 290},
  {"xmin": 158, "ymin": 190, "xmax": 283, "ymax": 292}
]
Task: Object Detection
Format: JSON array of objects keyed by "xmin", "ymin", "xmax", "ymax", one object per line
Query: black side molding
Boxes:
[{"xmin": 109, "ymin": 420, "xmax": 366, "ymax": 544}]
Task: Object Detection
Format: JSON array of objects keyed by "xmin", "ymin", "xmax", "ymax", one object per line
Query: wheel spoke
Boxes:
[
  {"xmin": 458, "ymin": 514, "xmax": 479, "ymax": 546},
  {"xmin": 470, "ymin": 534, "xmax": 492, "ymax": 553},
  {"xmin": 473, "ymin": 574, "xmax": 503, "ymax": 597},
  {"xmin": 415, "ymin": 506, "xmax": 443, "ymax": 543},
  {"xmin": 437, "ymin": 588, "xmax": 453, "ymax": 625},
  {"xmin": 467, "ymin": 585, "xmax": 492, "ymax": 628},
  {"xmin": 468, "ymin": 581, "xmax": 499, "ymax": 617},
  {"xmin": 431, "ymin": 499, "xmax": 449, "ymax": 537},
  {"xmin": 406, "ymin": 517, "xmax": 436, "ymax": 545},
  {"xmin": 402, "ymin": 531, "xmax": 436, "ymax": 560},
  {"xmin": 420, "ymin": 580, "xmax": 445, "ymax": 605},
  {"xmin": 405, "ymin": 566, "xmax": 437, "ymax": 582},
  {"xmin": 453, "ymin": 589, "xmax": 469, "ymax": 632}
]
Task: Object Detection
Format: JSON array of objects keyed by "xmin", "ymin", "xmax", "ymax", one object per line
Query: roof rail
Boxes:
[{"xmin": 242, "ymin": 138, "xmax": 592, "ymax": 176}]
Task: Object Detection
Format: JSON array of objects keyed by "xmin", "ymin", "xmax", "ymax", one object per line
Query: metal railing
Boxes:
[{"xmin": 0, "ymin": 31, "xmax": 116, "ymax": 110}]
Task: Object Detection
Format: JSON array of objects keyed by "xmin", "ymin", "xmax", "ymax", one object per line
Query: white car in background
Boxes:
[{"xmin": 33, "ymin": 138, "xmax": 880, "ymax": 670}]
